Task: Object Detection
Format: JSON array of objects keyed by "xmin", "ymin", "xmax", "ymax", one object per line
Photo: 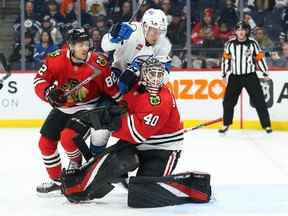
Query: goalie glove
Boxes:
[{"xmin": 45, "ymin": 85, "xmax": 67, "ymax": 107}]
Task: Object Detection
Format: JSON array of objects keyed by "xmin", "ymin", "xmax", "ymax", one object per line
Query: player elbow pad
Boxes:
[{"xmin": 128, "ymin": 172, "xmax": 211, "ymax": 208}]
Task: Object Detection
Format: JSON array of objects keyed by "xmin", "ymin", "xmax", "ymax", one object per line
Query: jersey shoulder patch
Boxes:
[
  {"xmin": 48, "ymin": 49, "xmax": 61, "ymax": 57},
  {"xmin": 96, "ymin": 53, "xmax": 108, "ymax": 67}
]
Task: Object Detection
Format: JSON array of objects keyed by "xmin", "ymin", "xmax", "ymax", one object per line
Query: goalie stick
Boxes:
[{"xmin": 184, "ymin": 117, "xmax": 223, "ymax": 133}]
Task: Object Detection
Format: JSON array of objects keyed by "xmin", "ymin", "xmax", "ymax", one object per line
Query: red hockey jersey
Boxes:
[
  {"xmin": 34, "ymin": 48, "xmax": 121, "ymax": 114},
  {"xmin": 112, "ymin": 86, "xmax": 184, "ymax": 151}
]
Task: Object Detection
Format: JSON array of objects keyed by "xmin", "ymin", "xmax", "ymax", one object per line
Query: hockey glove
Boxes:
[
  {"xmin": 110, "ymin": 22, "xmax": 134, "ymax": 44},
  {"xmin": 45, "ymin": 85, "xmax": 66, "ymax": 107},
  {"xmin": 118, "ymin": 68, "xmax": 139, "ymax": 95},
  {"xmin": 85, "ymin": 105, "xmax": 125, "ymax": 131}
]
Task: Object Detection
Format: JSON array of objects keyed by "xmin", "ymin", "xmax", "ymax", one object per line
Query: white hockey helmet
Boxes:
[{"xmin": 141, "ymin": 8, "xmax": 168, "ymax": 35}]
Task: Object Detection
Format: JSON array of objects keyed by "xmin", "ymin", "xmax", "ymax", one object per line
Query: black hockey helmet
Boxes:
[
  {"xmin": 68, "ymin": 27, "xmax": 90, "ymax": 44},
  {"xmin": 235, "ymin": 21, "xmax": 251, "ymax": 36}
]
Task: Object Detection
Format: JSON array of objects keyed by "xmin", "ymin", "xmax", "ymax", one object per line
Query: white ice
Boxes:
[{"xmin": 0, "ymin": 128, "xmax": 288, "ymax": 216}]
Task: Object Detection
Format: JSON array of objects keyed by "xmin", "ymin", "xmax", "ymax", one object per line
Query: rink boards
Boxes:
[{"xmin": 0, "ymin": 70, "xmax": 287, "ymax": 130}]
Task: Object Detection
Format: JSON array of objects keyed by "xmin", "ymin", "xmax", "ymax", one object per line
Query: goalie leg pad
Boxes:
[
  {"xmin": 128, "ymin": 172, "xmax": 211, "ymax": 208},
  {"xmin": 61, "ymin": 142, "xmax": 139, "ymax": 202}
]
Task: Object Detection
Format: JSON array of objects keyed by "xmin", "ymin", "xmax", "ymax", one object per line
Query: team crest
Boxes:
[
  {"xmin": 96, "ymin": 54, "xmax": 108, "ymax": 67},
  {"xmin": 149, "ymin": 95, "xmax": 161, "ymax": 106}
]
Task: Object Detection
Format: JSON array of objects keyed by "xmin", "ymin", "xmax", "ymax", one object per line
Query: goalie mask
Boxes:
[{"xmin": 140, "ymin": 57, "xmax": 166, "ymax": 94}]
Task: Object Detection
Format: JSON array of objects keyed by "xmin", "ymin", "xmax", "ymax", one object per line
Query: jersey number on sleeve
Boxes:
[
  {"xmin": 143, "ymin": 114, "xmax": 159, "ymax": 126},
  {"xmin": 105, "ymin": 71, "xmax": 118, "ymax": 87}
]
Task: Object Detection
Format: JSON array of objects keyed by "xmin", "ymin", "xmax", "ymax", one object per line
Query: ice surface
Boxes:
[{"xmin": 0, "ymin": 128, "xmax": 288, "ymax": 216}]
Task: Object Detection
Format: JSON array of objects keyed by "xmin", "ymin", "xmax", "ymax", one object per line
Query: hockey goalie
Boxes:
[{"xmin": 60, "ymin": 57, "xmax": 211, "ymax": 208}]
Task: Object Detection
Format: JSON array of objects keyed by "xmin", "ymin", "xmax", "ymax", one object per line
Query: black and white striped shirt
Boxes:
[{"xmin": 221, "ymin": 37, "xmax": 268, "ymax": 77}]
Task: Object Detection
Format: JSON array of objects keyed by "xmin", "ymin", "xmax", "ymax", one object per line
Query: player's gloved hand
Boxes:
[
  {"xmin": 87, "ymin": 105, "xmax": 125, "ymax": 131},
  {"xmin": 130, "ymin": 56, "xmax": 145, "ymax": 72},
  {"xmin": 45, "ymin": 85, "xmax": 66, "ymax": 107},
  {"xmin": 118, "ymin": 68, "xmax": 138, "ymax": 95},
  {"xmin": 110, "ymin": 22, "xmax": 134, "ymax": 44}
]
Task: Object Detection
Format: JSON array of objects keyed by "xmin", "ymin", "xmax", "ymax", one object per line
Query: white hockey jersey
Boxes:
[{"xmin": 101, "ymin": 22, "xmax": 172, "ymax": 72}]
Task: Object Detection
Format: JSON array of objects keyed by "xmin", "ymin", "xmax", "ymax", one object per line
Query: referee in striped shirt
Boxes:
[{"xmin": 219, "ymin": 21, "xmax": 272, "ymax": 133}]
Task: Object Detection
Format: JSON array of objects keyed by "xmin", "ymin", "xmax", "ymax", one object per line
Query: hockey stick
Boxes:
[
  {"xmin": 129, "ymin": 0, "xmax": 146, "ymax": 23},
  {"xmin": 184, "ymin": 117, "xmax": 223, "ymax": 133},
  {"xmin": 63, "ymin": 61, "xmax": 101, "ymax": 98},
  {"xmin": 0, "ymin": 61, "xmax": 11, "ymax": 90}
]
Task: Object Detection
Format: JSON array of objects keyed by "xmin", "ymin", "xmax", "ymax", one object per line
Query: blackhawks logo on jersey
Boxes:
[
  {"xmin": 62, "ymin": 80, "xmax": 89, "ymax": 106},
  {"xmin": 96, "ymin": 54, "xmax": 108, "ymax": 67},
  {"xmin": 149, "ymin": 95, "xmax": 161, "ymax": 106}
]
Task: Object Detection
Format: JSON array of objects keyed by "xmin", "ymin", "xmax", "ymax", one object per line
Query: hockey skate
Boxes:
[
  {"xmin": 36, "ymin": 180, "xmax": 61, "ymax": 193},
  {"xmin": 218, "ymin": 125, "xmax": 229, "ymax": 134},
  {"xmin": 265, "ymin": 127, "xmax": 272, "ymax": 133}
]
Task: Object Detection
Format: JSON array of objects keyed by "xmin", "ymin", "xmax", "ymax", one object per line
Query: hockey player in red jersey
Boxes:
[
  {"xmin": 60, "ymin": 58, "xmax": 211, "ymax": 207},
  {"xmin": 34, "ymin": 27, "xmax": 121, "ymax": 193}
]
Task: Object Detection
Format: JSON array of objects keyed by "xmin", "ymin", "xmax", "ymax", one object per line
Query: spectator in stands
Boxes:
[
  {"xmin": 34, "ymin": 15, "xmax": 63, "ymax": 46},
  {"xmin": 14, "ymin": 1, "xmax": 40, "ymax": 23},
  {"xmin": 112, "ymin": 1, "xmax": 132, "ymax": 23},
  {"xmin": 167, "ymin": 9, "xmax": 186, "ymax": 49},
  {"xmin": 60, "ymin": 0, "xmax": 78, "ymax": 23},
  {"xmin": 45, "ymin": 0, "xmax": 65, "ymax": 24},
  {"xmin": 191, "ymin": 8, "xmax": 220, "ymax": 45},
  {"xmin": 87, "ymin": 0, "xmax": 107, "ymax": 16},
  {"xmin": 34, "ymin": 31, "xmax": 58, "ymax": 67},
  {"xmin": 160, "ymin": 0, "xmax": 173, "ymax": 24},
  {"xmin": 271, "ymin": 42, "xmax": 288, "ymax": 67},
  {"xmin": 14, "ymin": 1, "xmax": 41, "ymax": 38},
  {"xmin": 148, "ymin": 0, "xmax": 161, "ymax": 9},
  {"xmin": 94, "ymin": 15, "xmax": 108, "ymax": 33},
  {"xmin": 90, "ymin": 28, "xmax": 103, "ymax": 52},
  {"xmin": 254, "ymin": 27, "xmax": 274, "ymax": 50},
  {"xmin": 217, "ymin": 0, "xmax": 239, "ymax": 29},
  {"xmin": 217, "ymin": 21, "xmax": 234, "ymax": 43},
  {"xmin": 88, "ymin": 0, "xmax": 108, "ymax": 25},
  {"xmin": 188, "ymin": 0, "xmax": 221, "ymax": 20},
  {"xmin": 9, "ymin": 31, "xmax": 35, "ymax": 69},
  {"xmin": 247, "ymin": 0, "xmax": 282, "ymax": 40}
]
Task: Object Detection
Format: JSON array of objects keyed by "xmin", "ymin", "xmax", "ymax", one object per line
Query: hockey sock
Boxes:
[{"xmin": 39, "ymin": 135, "xmax": 62, "ymax": 180}]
